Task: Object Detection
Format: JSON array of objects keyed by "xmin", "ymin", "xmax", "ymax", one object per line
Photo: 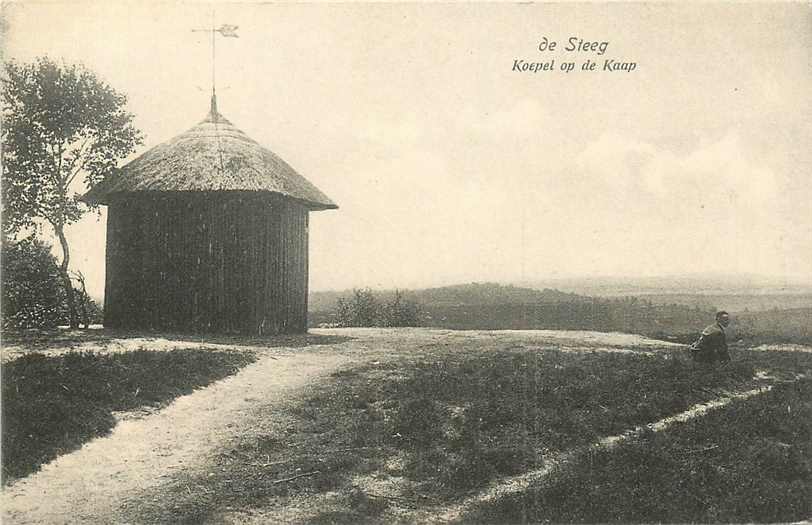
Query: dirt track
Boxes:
[
  {"xmin": 1, "ymin": 343, "xmax": 351, "ymax": 524},
  {"xmin": 1, "ymin": 328, "xmax": 775, "ymax": 524}
]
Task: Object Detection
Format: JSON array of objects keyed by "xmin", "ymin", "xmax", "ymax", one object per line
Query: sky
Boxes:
[{"xmin": 3, "ymin": 1, "xmax": 811, "ymax": 298}]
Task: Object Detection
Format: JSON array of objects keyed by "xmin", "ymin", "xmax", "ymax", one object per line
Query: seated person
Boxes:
[{"xmin": 690, "ymin": 311, "xmax": 731, "ymax": 364}]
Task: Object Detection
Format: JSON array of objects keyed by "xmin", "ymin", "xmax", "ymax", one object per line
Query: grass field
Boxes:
[
  {"xmin": 1, "ymin": 348, "xmax": 256, "ymax": 484},
  {"xmin": 3, "ymin": 328, "xmax": 809, "ymax": 523},
  {"xmin": 466, "ymin": 376, "xmax": 812, "ymax": 523},
  {"xmin": 123, "ymin": 333, "xmax": 812, "ymax": 524}
]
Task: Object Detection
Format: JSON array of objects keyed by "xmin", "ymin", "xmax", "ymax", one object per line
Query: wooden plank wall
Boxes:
[{"xmin": 104, "ymin": 193, "xmax": 309, "ymax": 334}]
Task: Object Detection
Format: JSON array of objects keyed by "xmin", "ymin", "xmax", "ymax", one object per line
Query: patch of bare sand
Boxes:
[
  {"xmin": 1, "ymin": 336, "xmax": 283, "ymax": 364},
  {"xmin": 313, "ymin": 327, "xmax": 681, "ymax": 350},
  {"xmin": 1, "ymin": 350, "xmax": 351, "ymax": 524},
  {"xmin": 480, "ymin": 329, "xmax": 685, "ymax": 348},
  {"xmin": 751, "ymin": 343, "xmax": 812, "ymax": 353}
]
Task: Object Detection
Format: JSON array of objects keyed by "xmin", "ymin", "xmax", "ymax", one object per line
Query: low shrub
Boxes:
[
  {"xmin": 1, "ymin": 237, "xmax": 65, "ymax": 329},
  {"xmin": 1, "ymin": 236, "xmax": 104, "ymax": 329},
  {"xmin": 334, "ymin": 289, "xmax": 423, "ymax": 327}
]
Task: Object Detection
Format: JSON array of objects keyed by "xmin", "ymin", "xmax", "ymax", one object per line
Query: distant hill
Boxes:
[
  {"xmin": 411, "ymin": 283, "xmax": 588, "ymax": 307},
  {"xmin": 309, "ymin": 282, "xmax": 811, "ymax": 345},
  {"xmin": 519, "ymin": 274, "xmax": 812, "ymax": 297},
  {"xmin": 518, "ymin": 275, "xmax": 812, "ymax": 312},
  {"xmin": 309, "ymin": 282, "xmax": 589, "ymax": 313},
  {"xmin": 309, "ymin": 283, "xmax": 712, "ymax": 337}
]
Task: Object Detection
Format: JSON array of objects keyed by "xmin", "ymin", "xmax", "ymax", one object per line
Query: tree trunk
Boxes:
[
  {"xmin": 55, "ymin": 224, "xmax": 79, "ymax": 328},
  {"xmin": 80, "ymin": 294, "xmax": 89, "ymax": 329},
  {"xmin": 75, "ymin": 271, "xmax": 90, "ymax": 329}
]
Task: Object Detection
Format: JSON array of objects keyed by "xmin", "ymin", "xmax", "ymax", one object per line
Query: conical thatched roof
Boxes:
[{"xmin": 83, "ymin": 97, "xmax": 337, "ymax": 210}]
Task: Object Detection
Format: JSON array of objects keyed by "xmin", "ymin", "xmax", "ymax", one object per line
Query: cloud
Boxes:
[{"xmin": 534, "ymin": 129, "xmax": 806, "ymax": 278}]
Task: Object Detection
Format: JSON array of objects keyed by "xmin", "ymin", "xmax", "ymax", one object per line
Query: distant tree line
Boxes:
[
  {"xmin": 416, "ymin": 298, "xmax": 715, "ymax": 339},
  {"xmin": 315, "ymin": 286, "xmax": 713, "ymax": 338},
  {"xmin": 314, "ymin": 282, "xmax": 810, "ymax": 344}
]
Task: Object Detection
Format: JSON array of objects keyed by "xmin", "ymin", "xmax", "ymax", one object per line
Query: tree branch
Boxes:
[
  {"xmin": 45, "ymin": 142, "xmax": 62, "ymax": 184},
  {"xmin": 43, "ymin": 212, "xmax": 58, "ymax": 231},
  {"xmin": 65, "ymin": 136, "xmax": 93, "ymax": 188}
]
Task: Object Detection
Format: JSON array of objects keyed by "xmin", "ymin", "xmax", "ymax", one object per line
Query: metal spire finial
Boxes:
[{"xmin": 192, "ymin": 12, "xmax": 239, "ymax": 119}]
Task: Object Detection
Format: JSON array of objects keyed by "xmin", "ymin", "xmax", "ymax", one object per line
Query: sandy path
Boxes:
[
  {"xmin": 0, "ymin": 335, "xmax": 303, "ymax": 364},
  {"xmin": 1, "ymin": 349, "xmax": 351, "ymax": 524},
  {"xmin": 2, "ymin": 328, "xmax": 783, "ymax": 524},
  {"xmin": 313, "ymin": 326, "xmax": 682, "ymax": 351},
  {"xmin": 751, "ymin": 343, "xmax": 812, "ymax": 353}
]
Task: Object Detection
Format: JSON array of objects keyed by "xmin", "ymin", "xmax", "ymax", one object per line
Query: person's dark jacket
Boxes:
[{"xmin": 691, "ymin": 323, "xmax": 730, "ymax": 363}]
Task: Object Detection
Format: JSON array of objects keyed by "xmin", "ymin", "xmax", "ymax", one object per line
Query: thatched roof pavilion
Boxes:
[
  {"xmin": 84, "ymin": 96, "xmax": 336, "ymax": 334},
  {"xmin": 84, "ymin": 97, "xmax": 336, "ymax": 209}
]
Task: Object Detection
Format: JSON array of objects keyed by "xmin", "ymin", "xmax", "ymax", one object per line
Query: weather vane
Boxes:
[{"xmin": 192, "ymin": 13, "xmax": 239, "ymax": 107}]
